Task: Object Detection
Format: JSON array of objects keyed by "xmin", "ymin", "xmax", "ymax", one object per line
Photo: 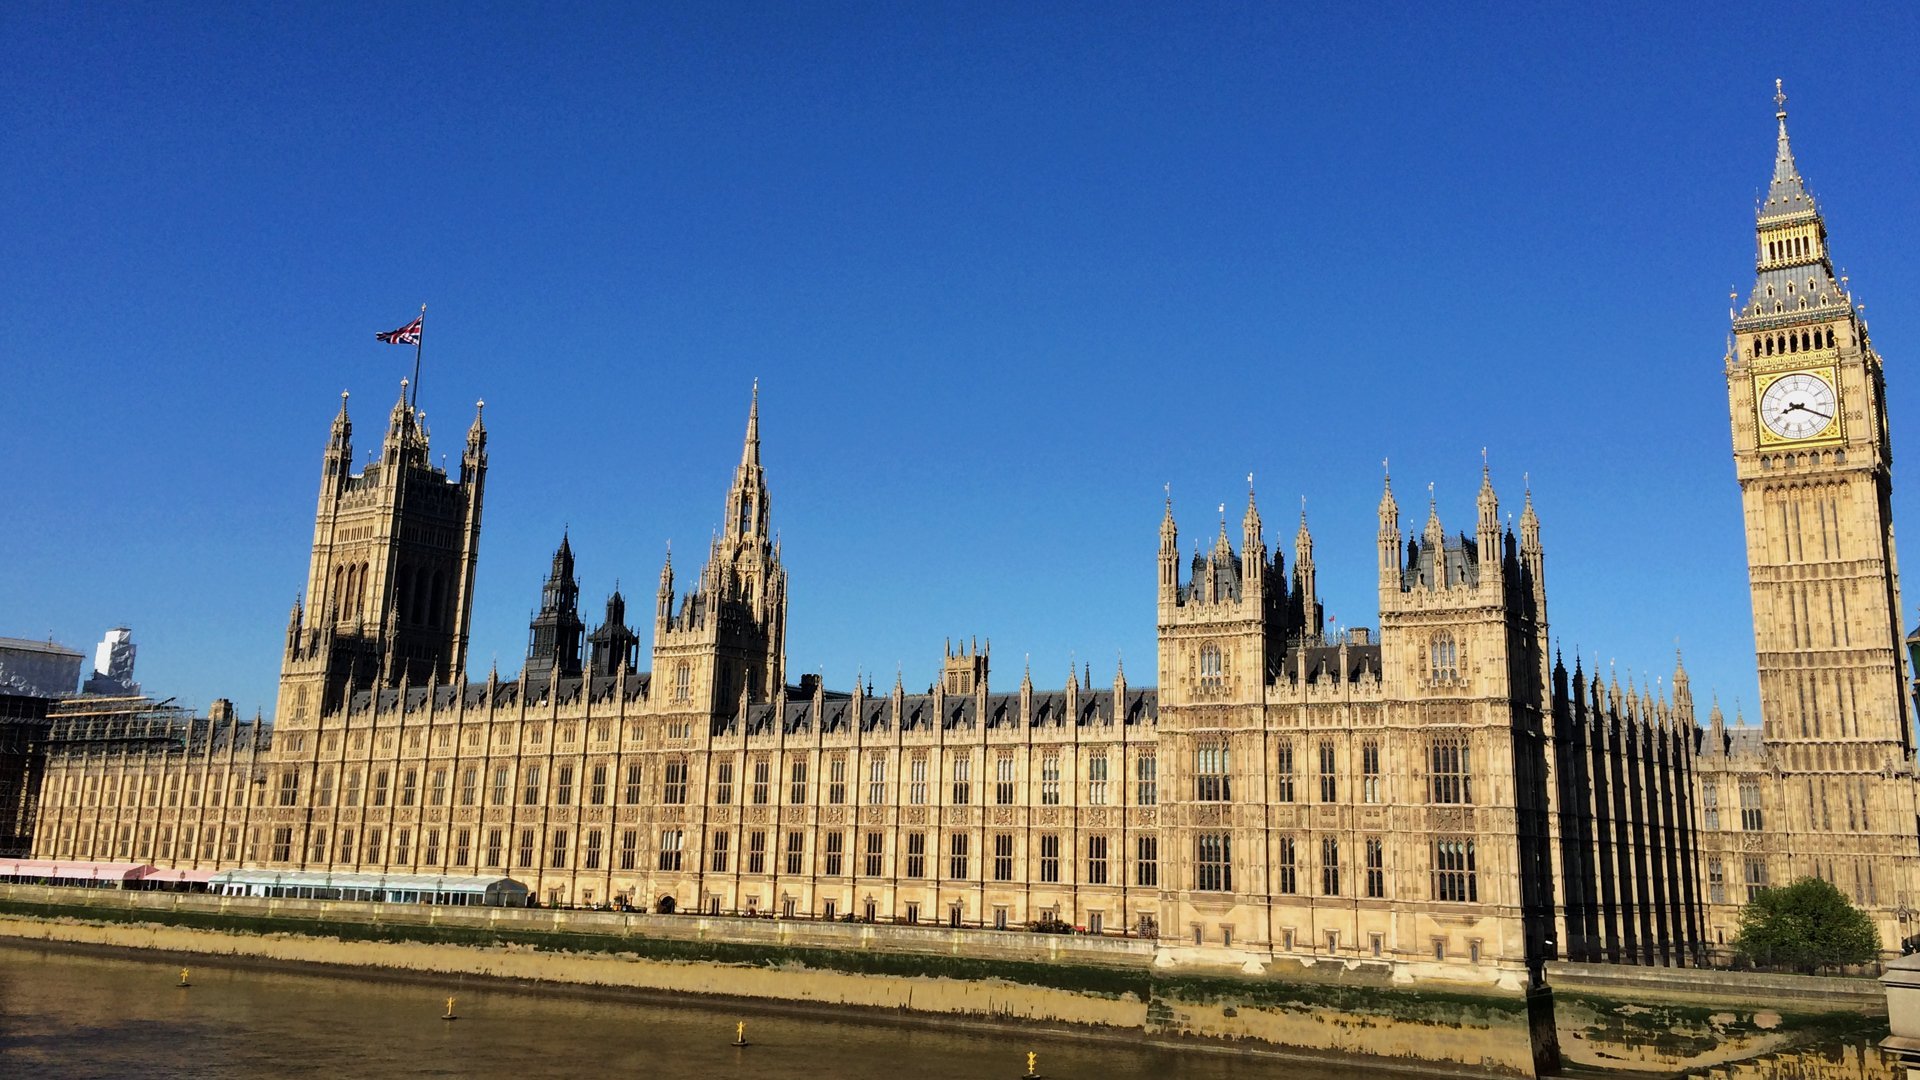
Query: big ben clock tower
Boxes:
[{"xmin": 1726, "ymin": 81, "xmax": 1919, "ymax": 951}]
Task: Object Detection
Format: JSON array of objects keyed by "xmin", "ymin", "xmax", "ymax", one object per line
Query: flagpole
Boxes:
[{"xmin": 410, "ymin": 303, "xmax": 426, "ymax": 409}]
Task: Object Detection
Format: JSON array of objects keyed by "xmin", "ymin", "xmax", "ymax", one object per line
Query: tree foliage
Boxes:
[{"xmin": 1732, "ymin": 876, "xmax": 1880, "ymax": 972}]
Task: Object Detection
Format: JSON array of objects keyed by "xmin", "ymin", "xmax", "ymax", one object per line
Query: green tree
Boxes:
[{"xmin": 1733, "ymin": 876, "xmax": 1881, "ymax": 972}]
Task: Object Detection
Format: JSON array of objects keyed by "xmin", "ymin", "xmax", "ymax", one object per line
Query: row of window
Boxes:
[
  {"xmin": 1195, "ymin": 738, "xmax": 1473, "ymax": 805},
  {"xmin": 1192, "ymin": 833, "xmax": 1478, "ymax": 903},
  {"xmin": 1700, "ymin": 778, "xmax": 1764, "ymax": 831},
  {"xmin": 212, "ymin": 750, "xmax": 1167, "ymax": 813}
]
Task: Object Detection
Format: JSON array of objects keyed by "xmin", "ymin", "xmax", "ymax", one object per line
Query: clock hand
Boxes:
[{"xmin": 1802, "ymin": 407, "xmax": 1832, "ymax": 420}]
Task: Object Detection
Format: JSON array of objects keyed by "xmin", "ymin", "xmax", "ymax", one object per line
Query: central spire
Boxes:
[
  {"xmin": 1760, "ymin": 78, "xmax": 1816, "ymax": 224},
  {"xmin": 741, "ymin": 378, "xmax": 761, "ymax": 468}
]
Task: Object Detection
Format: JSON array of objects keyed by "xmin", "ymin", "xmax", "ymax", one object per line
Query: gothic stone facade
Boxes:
[
  {"xmin": 1692, "ymin": 85, "xmax": 1920, "ymax": 954},
  {"xmin": 30, "ymin": 377, "xmax": 1701, "ymax": 989},
  {"xmin": 31, "ymin": 88, "xmax": 1920, "ymax": 981}
]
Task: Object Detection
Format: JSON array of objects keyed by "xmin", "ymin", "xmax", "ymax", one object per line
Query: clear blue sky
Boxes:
[{"xmin": 5, "ymin": 4, "xmax": 1920, "ymax": 719}]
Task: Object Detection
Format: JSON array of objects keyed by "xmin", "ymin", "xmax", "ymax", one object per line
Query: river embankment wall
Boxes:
[{"xmin": 0, "ymin": 885, "xmax": 1889, "ymax": 1077}]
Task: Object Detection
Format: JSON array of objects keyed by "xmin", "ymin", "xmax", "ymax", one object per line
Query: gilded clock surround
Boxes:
[{"xmin": 1752, "ymin": 366, "xmax": 1841, "ymax": 447}]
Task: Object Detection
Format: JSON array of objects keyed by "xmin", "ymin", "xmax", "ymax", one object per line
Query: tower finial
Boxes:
[{"xmin": 1774, "ymin": 77, "xmax": 1787, "ymax": 116}]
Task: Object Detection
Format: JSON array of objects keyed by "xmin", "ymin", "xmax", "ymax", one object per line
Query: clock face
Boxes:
[{"xmin": 1759, "ymin": 371, "xmax": 1837, "ymax": 440}]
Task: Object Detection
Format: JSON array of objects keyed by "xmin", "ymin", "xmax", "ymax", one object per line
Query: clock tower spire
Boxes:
[{"xmin": 1719, "ymin": 80, "xmax": 1918, "ymax": 955}]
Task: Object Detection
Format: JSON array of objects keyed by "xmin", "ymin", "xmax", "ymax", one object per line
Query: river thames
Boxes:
[
  {"xmin": 0, "ymin": 941, "xmax": 1898, "ymax": 1079},
  {"xmin": 0, "ymin": 942, "xmax": 1330, "ymax": 1079}
]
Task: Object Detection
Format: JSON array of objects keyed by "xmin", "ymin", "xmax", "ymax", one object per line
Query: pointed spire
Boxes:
[
  {"xmin": 1761, "ymin": 78, "xmax": 1817, "ymax": 223},
  {"xmin": 1159, "ymin": 483, "xmax": 1178, "ymax": 551},
  {"xmin": 742, "ymin": 378, "xmax": 761, "ymax": 468}
]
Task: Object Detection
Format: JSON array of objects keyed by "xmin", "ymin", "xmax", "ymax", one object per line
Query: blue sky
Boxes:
[{"xmin": 5, "ymin": 4, "xmax": 1920, "ymax": 718}]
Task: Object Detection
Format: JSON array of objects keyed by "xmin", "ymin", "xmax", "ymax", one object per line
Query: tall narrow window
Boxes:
[
  {"xmin": 905, "ymin": 832, "xmax": 926, "ymax": 878},
  {"xmin": 1317, "ymin": 741, "xmax": 1336, "ymax": 802},
  {"xmin": 1360, "ymin": 740, "xmax": 1381, "ymax": 804},
  {"xmin": 995, "ymin": 833, "xmax": 1017, "ymax": 881},
  {"xmin": 1431, "ymin": 837, "xmax": 1477, "ymax": 902},
  {"xmin": 1040, "ymin": 752, "xmax": 1061, "ymax": 805},
  {"xmin": 590, "ymin": 764, "xmax": 608, "ymax": 805},
  {"xmin": 1364, "ymin": 836, "xmax": 1385, "ymax": 898},
  {"xmin": 1088, "ymin": 752, "xmax": 1108, "ymax": 805},
  {"xmin": 1135, "ymin": 751, "xmax": 1159, "ymax": 806},
  {"xmin": 1429, "ymin": 738, "xmax": 1472, "ymax": 804},
  {"xmin": 867, "ymin": 756, "xmax": 886, "ymax": 805},
  {"xmin": 623, "ymin": 763, "xmax": 643, "ymax": 804},
  {"xmin": 752, "ymin": 758, "xmax": 771, "ymax": 805},
  {"xmin": 747, "ymin": 830, "xmax": 767, "ymax": 874},
  {"xmin": 829, "ymin": 755, "xmax": 847, "ymax": 804},
  {"xmin": 663, "ymin": 758, "xmax": 688, "ymax": 804},
  {"xmin": 710, "ymin": 831, "xmax": 731, "ymax": 872},
  {"xmin": 619, "ymin": 828, "xmax": 637, "ymax": 871},
  {"xmin": 948, "ymin": 833, "xmax": 970, "ymax": 879},
  {"xmin": 522, "ymin": 765, "xmax": 541, "ymax": 805},
  {"xmin": 1274, "ymin": 740, "xmax": 1295, "ymax": 802},
  {"xmin": 555, "ymin": 764, "xmax": 574, "ymax": 806},
  {"xmin": 714, "ymin": 761, "xmax": 734, "ymax": 804},
  {"xmin": 951, "ymin": 756, "xmax": 972, "ymax": 804},
  {"xmin": 864, "ymin": 831, "xmax": 883, "ymax": 877},
  {"xmin": 1277, "ymin": 836, "xmax": 1297, "ymax": 894},
  {"xmin": 1135, "ymin": 836, "xmax": 1158, "ymax": 887},
  {"xmin": 1194, "ymin": 741, "xmax": 1230, "ymax": 801},
  {"xmin": 1195, "ymin": 833, "xmax": 1232, "ymax": 892},
  {"xmin": 1739, "ymin": 779, "xmax": 1764, "ymax": 830},
  {"xmin": 1086, "ymin": 836, "xmax": 1108, "ymax": 885},
  {"xmin": 1702, "ymin": 783, "xmax": 1720, "ymax": 829},
  {"xmin": 1198, "ymin": 643, "xmax": 1224, "ymax": 691},
  {"xmin": 785, "ymin": 830, "xmax": 805, "ymax": 875},
  {"xmin": 1038, "ymin": 834, "xmax": 1059, "ymax": 883},
  {"xmin": 995, "ymin": 754, "xmax": 1015, "ymax": 805},
  {"xmin": 460, "ymin": 767, "xmax": 478, "ymax": 807},
  {"xmin": 658, "ymin": 829, "xmax": 683, "ymax": 871},
  {"xmin": 823, "ymin": 831, "xmax": 843, "ymax": 876},
  {"xmin": 909, "ymin": 756, "xmax": 928, "ymax": 806},
  {"xmin": 789, "ymin": 761, "xmax": 808, "ymax": 804},
  {"xmin": 1430, "ymin": 632, "xmax": 1458, "ymax": 681}
]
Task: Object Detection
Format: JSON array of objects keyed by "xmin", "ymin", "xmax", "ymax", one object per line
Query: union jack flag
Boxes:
[{"xmin": 376, "ymin": 315, "xmax": 422, "ymax": 346}]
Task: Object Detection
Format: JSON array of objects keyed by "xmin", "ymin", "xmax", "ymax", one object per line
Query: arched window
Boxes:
[
  {"xmin": 1198, "ymin": 643, "xmax": 1223, "ymax": 690},
  {"xmin": 1429, "ymin": 632, "xmax": 1459, "ymax": 682},
  {"xmin": 674, "ymin": 662, "xmax": 691, "ymax": 703}
]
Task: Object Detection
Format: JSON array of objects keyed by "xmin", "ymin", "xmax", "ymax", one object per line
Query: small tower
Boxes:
[
  {"xmin": 1377, "ymin": 466, "xmax": 1401, "ymax": 595},
  {"xmin": 526, "ymin": 533, "xmax": 585, "ymax": 677},
  {"xmin": 942, "ymin": 637, "xmax": 989, "ymax": 696},
  {"xmin": 277, "ymin": 380, "xmax": 485, "ymax": 721},
  {"xmin": 1241, "ymin": 477, "xmax": 1265, "ymax": 597},
  {"xmin": 651, "ymin": 384, "xmax": 790, "ymax": 716},
  {"xmin": 588, "ymin": 589, "xmax": 638, "ymax": 677},
  {"xmin": 1292, "ymin": 505, "xmax": 1319, "ymax": 640}
]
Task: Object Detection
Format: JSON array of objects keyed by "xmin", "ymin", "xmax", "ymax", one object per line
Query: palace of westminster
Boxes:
[{"xmin": 15, "ymin": 89, "xmax": 1920, "ymax": 987}]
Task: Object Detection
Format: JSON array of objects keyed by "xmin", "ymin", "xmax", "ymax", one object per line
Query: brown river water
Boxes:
[
  {"xmin": 0, "ymin": 941, "xmax": 1896, "ymax": 1079},
  {"xmin": 0, "ymin": 941, "xmax": 1324, "ymax": 1079}
]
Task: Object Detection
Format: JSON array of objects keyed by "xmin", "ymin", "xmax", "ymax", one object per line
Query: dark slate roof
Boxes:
[{"xmin": 1283, "ymin": 643, "xmax": 1383, "ymax": 684}]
